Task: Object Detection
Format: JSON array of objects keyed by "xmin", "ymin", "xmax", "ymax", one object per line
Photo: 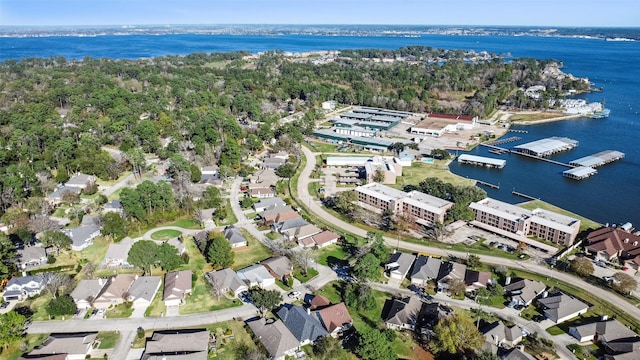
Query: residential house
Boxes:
[
  {"xmin": 260, "ymin": 206, "xmax": 300, "ymax": 226},
  {"xmin": 504, "ymin": 279, "xmax": 547, "ymax": 307},
  {"xmin": 482, "ymin": 321, "xmax": 523, "ymax": 349},
  {"xmin": 281, "ymin": 223, "xmax": 323, "ymax": 243},
  {"xmin": 246, "ymin": 318, "xmax": 300, "ymax": 360},
  {"xmin": 237, "ymin": 264, "xmax": 276, "ymax": 288},
  {"xmin": 585, "ymin": 227, "xmax": 640, "ymax": 270},
  {"xmin": 249, "ymin": 187, "xmax": 275, "ymax": 198},
  {"xmin": 250, "ymin": 168, "xmax": 280, "ymax": 189},
  {"xmin": 17, "ymin": 245, "xmax": 47, "ymax": 269},
  {"xmin": 277, "ymin": 305, "xmax": 328, "ymax": 345},
  {"xmin": 313, "ymin": 302, "xmax": 353, "ymax": 336},
  {"xmin": 261, "ymin": 256, "xmax": 294, "ymax": 282},
  {"xmin": 309, "ymin": 294, "xmax": 331, "ymax": 310},
  {"xmin": 197, "ymin": 208, "xmax": 216, "ymax": 228},
  {"xmin": 274, "ymin": 218, "xmax": 309, "ymax": 233},
  {"xmin": 46, "ymin": 186, "xmax": 82, "ymax": 206},
  {"xmin": 164, "ymin": 237, "xmax": 186, "ymax": 255},
  {"xmin": 65, "ymin": 215, "xmax": 101, "ymax": 251},
  {"xmin": 410, "ymin": 256, "xmax": 441, "ymax": 287},
  {"xmin": 465, "ymin": 269, "xmax": 492, "ymax": 291},
  {"xmin": 569, "ymin": 319, "xmax": 640, "ymax": 357},
  {"xmin": 70, "ymin": 278, "xmax": 109, "ymax": 310},
  {"xmin": 224, "ymin": 225, "xmax": 248, "ymax": 248},
  {"xmin": 142, "ymin": 329, "xmax": 209, "ymax": 360},
  {"xmin": 193, "ymin": 230, "xmax": 210, "ymax": 251},
  {"xmin": 65, "ymin": 174, "xmax": 96, "ymax": 189},
  {"xmin": 384, "ymin": 296, "xmax": 423, "ymax": 330},
  {"xmin": 385, "ymin": 252, "xmax": 416, "ymax": 280},
  {"xmin": 102, "ymin": 199, "xmax": 123, "ymax": 214},
  {"xmin": 502, "ymin": 348, "xmax": 536, "ymax": 360},
  {"xmin": 538, "ymin": 292, "xmax": 589, "ymax": 324},
  {"xmin": 3, "ymin": 275, "xmax": 45, "ymax": 301},
  {"xmin": 163, "ymin": 270, "xmax": 193, "ymax": 307},
  {"xmin": 200, "ymin": 165, "xmax": 218, "ymax": 179},
  {"xmin": 253, "ymin": 197, "xmax": 286, "ymax": 212},
  {"xmin": 102, "ymin": 243, "xmax": 131, "ymax": 268},
  {"xmin": 27, "ymin": 333, "xmax": 97, "ymax": 360},
  {"xmin": 127, "ymin": 276, "xmax": 161, "ymax": 308},
  {"xmin": 93, "ymin": 274, "xmax": 136, "ymax": 309},
  {"xmin": 436, "ymin": 261, "xmax": 467, "ymax": 292},
  {"xmin": 205, "ymin": 268, "xmax": 248, "ymax": 297},
  {"xmin": 263, "ymin": 157, "xmax": 287, "ymax": 170},
  {"xmin": 300, "ymin": 230, "xmax": 340, "ymax": 249}
]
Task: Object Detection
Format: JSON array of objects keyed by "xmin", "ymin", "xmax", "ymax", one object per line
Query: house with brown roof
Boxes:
[
  {"xmin": 465, "ymin": 269, "xmax": 492, "ymax": 291},
  {"xmin": 300, "ymin": 230, "xmax": 340, "ymax": 249},
  {"xmin": 586, "ymin": 227, "xmax": 640, "ymax": 270},
  {"xmin": 436, "ymin": 261, "xmax": 467, "ymax": 292},
  {"xmin": 70, "ymin": 278, "xmax": 110, "ymax": 310},
  {"xmin": 482, "ymin": 321, "xmax": 523, "ymax": 349},
  {"xmin": 309, "ymin": 294, "xmax": 331, "ymax": 310},
  {"xmin": 384, "ymin": 296, "xmax": 423, "ymax": 330},
  {"xmin": 261, "ymin": 256, "xmax": 293, "ymax": 282},
  {"xmin": 314, "ymin": 302, "xmax": 353, "ymax": 336},
  {"xmin": 27, "ymin": 333, "xmax": 97, "ymax": 360},
  {"xmin": 93, "ymin": 274, "xmax": 136, "ymax": 309},
  {"xmin": 260, "ymin": 206, "xmax": 301, "ymax": 226},
  {"xmin": 538, "ymin": 292, "xmax": 589, "ymax": 324},
  {"xmin": 163, "ymin": 270, "xmax": 193, "ymax": 307}
]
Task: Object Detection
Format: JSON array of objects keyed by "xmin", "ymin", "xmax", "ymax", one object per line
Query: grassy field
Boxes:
[
  {"xmin": 144, "ymin": 288, "xmax": 167, "ymax": 318},
  {"xmin": 207, "ymin": 320, "xmax": 260, "ymax": 360},
  {"xmin": 518, "ymin": 200, "xmax": 601, "ymax": 231},
  {"xmin": 293, "ymin": 268, "xmax": 319, "ymax": 283},
  {"xmin": 0, "ymin": 333, "xmax": 49, "ymax": 360},
  {"xmin": 316, "ymin": 244, "xmax": 350, "ymax": 266},
  {"xmin": 97, "ymin": 331, "xmax": 120, "ymax": 349},
  {"xmin": 508, "ymin": 112, "xmax": 570, "ymax": 123},
  {"xmin": 106, "ymin": 301, "xmax": 133, "ymax": 318},
  {"xmin": 393, "ymin": 160, "xmax": 475, "ymax": 189},
  {"xmin": 167, "ymin": 218, "xmax": 201, "ymax": 229},
  {"xmin": 231, "ymin": 234, "xmax": 272, "ymax": 270},
  {"xmin": 180, "ymin": 275, "xmax": 242, "ymax": 315},
  {"xmin": 150, "ymin": 229, "xmax": 182, "ymax": 240}
]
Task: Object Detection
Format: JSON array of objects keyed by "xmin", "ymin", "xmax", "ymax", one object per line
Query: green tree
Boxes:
[
  {"xmin": 466, "ymin": 254, "xmax": 482, "ymax": 269},
  {"xmin": 157, "ymin": 242, "xmax": 184, "ymax": 271},
  {"xmin": 430, "ymin": 313, "xmax": 484, "ymax": 355},
  {"xmin": 343, "ymin": 283, "xmax": 376, "ymax": 311},
  {"xmin": 372, "ymin": 169, "xmax": 385, "ymax": 183},
  {"xmin": 275, "ymin": 163, "xmax": 296, "ymax": 178},
  {"xmin": 352, "ymin": 253, "xmax": 380, "ymax": 281},
  {"xmin": 200, "ymin": 187, "xmax": 222, "ymax": 209},
  {"xmin": 101, "ymin": 212, "xmax": 129, "ymax": 241},
  {"xmin": 40, "ymin": 230, "xmax": 72, "ymax": 253},
  {"xmin": 570, "ymin": 257, "xmax": 594, "ymax": 277},
  {"xmin": 312, "ymin": 335, "xmax": 348, "ymax": 360},
  {"xmin": 611, "ymin": 272, "xmax": 637, "ymax": 294},
  {"xmin": 189, "ymin": 164, "xmax": 202, "ymax": 183},
  {"xmin": 249, "ymin": 288, "xmax": 282, "ymax": 316},
  {"xmin": 46, "ymin": 294, "xmax": 77, "ymax": 317},
  {"xmin": 128, "ymin": 240, "xmax": 158, "ymax": 275},
  {"xmin": 332, "ymin": 191, "xmax": 358, "ymax": 219},
  {"xmin": 0, "ymin": 234, "xmax": 17, "ymax": 280},
  {"xmin": 0, "ymin": 311, "xmax": 27, "ymax": 349},
  {"xmin": 356, "ymin": 328, "xmax": 396, "ymax": 360},
  {"xmin": 206, "ymin": 233, "xmax": 234, "ymax": 269}
]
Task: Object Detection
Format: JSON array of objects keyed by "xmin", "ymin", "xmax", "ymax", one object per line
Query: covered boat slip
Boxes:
[
  {"xmin": 563, "ymin": 166, "xmax": 597, "ymax": 180},
  {"xmin": 569, "ymin": 150, "xmax": 625, "ymax": 168},
  {"xmin": 457, "ymin": 154, "xmax": 506, "ymax": 169},
  {"xmin": 513, "ymin": 137, "xmax": 578, "ymax": 157}
]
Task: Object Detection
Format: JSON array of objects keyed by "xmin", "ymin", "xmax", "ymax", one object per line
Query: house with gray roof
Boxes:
[
  {"xmin": 17, "ymin": 245, "xmax": 47, "ymax": 270},
  {"xmin": 281, "ymin": 223, "xmax": 323, "ymax": 242},
  {"xmin": 65, "ymin": 215, "xmax": 101, "ymax": 251},
  {"xmin": 102, "ymin": 243, "xmax": 131, "ymax": 268},
  {"xmin": 65, "ymin": 174, "xmax": 96, "ymax": 189},
  {"xmin": 569, "ymin": 319, "xmax": 640, "ymax": 354},
  {"xmin": 384, "ymin": 296, "xmax": 423, "ymax": 331},
  {"xmin": 127, "ymin": 276, "xmax": 162, "ymax": 308},
  {"xmin": 410, "ymin": 256, "xmax": 441, "ymax": 286},
  {"xmin": 482, "ymin": 321, "xmax": 523, "ymax": 349},
  {"xmin": 261, "ymin": 256, "xmax": 293, "ymax": 282},
  {"xmin": 385, "ymin": 252, "xmax": 416, "ymax": 280},
  {"xmin": 538, "ymin": 292, "xmax": 589, "ymax": 324},
  {"xmin": 163, "ymin": 270, "xmax": 193, "ymax": 307},
  {"xmin": 437, "ymin": 261, "xmax": 467, "ymax": 292},
  {"xmin": 142, "ymin": 329, "xmax": 209, "ymax": 360},
  {"xmin": 274, "ymin": 217, "xmax": 309, "ymax": 233},
  {"xmin": 205, "ymin": 268, "xmax": 248, "ymax": 297},
  {"xmin": 102, "ymin": 199, "xmax": 123, "ymax": 214},
  {"xmin": 237, "ymin": 264, "xmax": 276, "ymax": 288},
  {"xmin": 224, "ymin": 225, "xmax": 247, "ymax": 248},
  {"xmin": 70, "ymin": 278, "xmax": 110, "ymax": 309},
  {"xmin": 28, "ymin": 332, "xmax": 97, "ymax": 360},
  {"xmin": 276, "ymin": 305, "xmax": 328, "ymax": 345},
  {"xmin": 253, "ymin": 197, "xmax": 286, "ymax": 212},
  {"xmin": 502, "ymin": 348, "xmax": 536, "ymax": 360},
  {"xmin": 3, "ymin": 275, "xmax": 45, "ymax": 302},
  {"xmin": 505, "ymin": 279, "xmax": 547, "ymax": 306},
  {"xmin": 246, "ymin": 317, "xmax": 300, "ymax": 360},
  {"xmin": 46, "ymin": 186, "xmax": 82, "ymax": 206}
]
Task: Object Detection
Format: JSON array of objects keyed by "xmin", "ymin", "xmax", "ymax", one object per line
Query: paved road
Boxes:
[{"xmin": 297, "ymin": 145, "xmax": 640, "ymax": 323}]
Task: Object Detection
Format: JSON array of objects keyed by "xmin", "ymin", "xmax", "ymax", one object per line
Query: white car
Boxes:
[{"xmin": 288, "ymin": 291, "xmax": 301, "ymax": 299}]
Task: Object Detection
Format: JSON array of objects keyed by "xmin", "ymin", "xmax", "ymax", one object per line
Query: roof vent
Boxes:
[
  {"xmin": 633, "ymin": 241, "xmax": 638, "ymax": 246},
  {"xmin": 624, "ymin": 238, "xmax": 629, "ymax": 243}
]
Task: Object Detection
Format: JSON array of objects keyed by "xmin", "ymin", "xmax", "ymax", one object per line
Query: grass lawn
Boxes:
[
  {"xmin": 518, "ymin": 200, "xmax": 601, "ymax": 231},
  {"xmin": 78, "ymin": 236, "xmax": 112, "ymax": 266},
  {"xmin": 107, "ymin": 187, "xmax": 124, "ymax": 201},
  {"xmin": 167, "ymin": 218, "xmax": 201, "ymax": 229},
  {"xmin": 519, "ymin": 303, "xmax": 542, "ymax": 321},
  {"xmin": 566, "ymin": 343, "xmax": 600, "ymax": 360},
  {"xmin": 393, "ymin": 160, "xmax": 475, "ymax": 189},
  {"xmin": 307, "ymin": 140, "xmax": 339, "ymax": 153},
  {"xmin": 17, "ymin": 293, "xmax": 52, "ymax": 321},
  {"xmin": 97, "ymin": 331, "xmax": 120, "ymax": 349},
  {"xmin": 217, "ymin": 199, "xmax": 238, "ymax": 226},
  {"xmin": 316, "ymin": 281, "xmax": 415, "ymax": 358},
  {"xmin": 180, "ymin": 275, "xmax": 243, "ymax": 315},
  {"xmin": 182, "ymin": 236, "xmax": 210, "ymax": 273},
  {"xmin": 132, "ymin": 329, "xmax": 152, "ymax": 348},
  {"xmin": 276, "ymin": 279, "xmax": 292, "ymax": 291},
  {"xmin": 265, "ymin": 231, "xmax": 281, "ymax": 240},
  {"xmin": 293, "ymin": 268, "xmax": 319, "ymax": 283},
  {"xmin": 106, "ymin": 302, "xmax": 133, "ymax": 318},
  {"xmin": 150, "ymin": 229, "xmax": 182, "ymax": 240},
  {"xmin": 509, "ymin": 112, "xmax": 569, "ymax": 123},
  {"xmin": 52, "ymin": 207, "xmax": 68, "ymax": 217},
  {"xmin": 144, "ymin": 287, "xmax": 167, "ymax": 318},
  {"xmin": 316, "ymin": 244, "xmax": 349, "ymax": 267},
  {"xmin": 0, "ymin": 333, "xmax": 49, "ymax": 360},
  {"xmin": 232, "ymin": 235, "xmax": 272, "ymax": 271},
  {"xmin": 207, "ymin": 320, "xmax": 259, "ymax": 360}
]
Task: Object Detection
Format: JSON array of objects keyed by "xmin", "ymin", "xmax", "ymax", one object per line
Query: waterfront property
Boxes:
[
  {"xmin": 585, "ymin": 227, "xmax": 640, "ymax": 270},
  {"xmin": 563, "ymin": 166, "xmax": 597, "ymax": 180},
  {"xmin": 513, "ymin": 137, "xmax": 578, "ymax": 157},
  {"xmin": 325, "ymin": 155, "xmax": 409, "ymax": 184},
  {"xmin": 355, "ymin": 182, "xmax": 453, "ymax": 227},
  {"xmin": 469, "ymin": 197, "xmax": 581, "ymax": 247},
  {"xmin": 569, "ymin": 150, "xmax": 625, "ymax": 168},
  {"xmin": 312, "ymin": 129, "xmax": 399, "ymax": 152},
  {"xmin": 537, "ymin": 292, "xmax": 589, "ymax": 324},
  {"xmin": 458, "ymin": 154, "xmax": 506, "ymax": 169},
  {"xmin": 410, "ymin": 113, "xmax": 477, "ymax": 137}
]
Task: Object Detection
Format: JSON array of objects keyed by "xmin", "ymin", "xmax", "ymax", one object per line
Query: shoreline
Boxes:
[{"xmin": 510, "ymin": 113, "xmax": 586, "ymax": 125}]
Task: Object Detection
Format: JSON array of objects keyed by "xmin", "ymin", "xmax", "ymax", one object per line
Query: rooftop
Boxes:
[
  {"xmin": 356, "ymin": 182, "xmax": 407, "ymax": 203},
  {"xmin": 513, "ymin": 137, "xmax": 578, "ymax": 157}
]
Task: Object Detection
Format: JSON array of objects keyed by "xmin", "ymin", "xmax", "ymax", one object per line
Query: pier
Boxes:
[
  {"xmin": 569, "ymin": 150, "xmax": 625, "ymax": 168},
  {"xmin": 476, "ymin": 180, "xmax": 500, "ymax": 189},
  {"xmin": 488, "ymin": 136, "xmax": 521, "ymax": 146},
  {"xmin": 512, "ymin": 191, "xmax": 538, "ymax": 201},
  {"xmin": 458, "ymin": 154, "xmax": 506, "ymax": 169},
  {"xmin": 508, "ymin": 129, "xmax": 528, "ymax": 133},
  {"xmin": 479, "ymin": 142, "xmax": 575, "ymax": 168}
]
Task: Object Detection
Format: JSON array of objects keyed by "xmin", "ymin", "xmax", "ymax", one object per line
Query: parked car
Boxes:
[
  {"xmin": 0, "ymin": 302, "xmax": 9, "ymax": 309},
  {"xmin": 288, "ymin": 291, "xmax": 301, "ymax": 299}
]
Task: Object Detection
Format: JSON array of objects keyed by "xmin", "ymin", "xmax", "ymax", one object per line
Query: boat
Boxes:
[{"xmin": 592, "ymin": 109, "xmax": 610, "ymax": 119}]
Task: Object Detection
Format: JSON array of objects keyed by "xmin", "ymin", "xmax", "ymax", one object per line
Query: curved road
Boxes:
[{"xmin": 297, "ymin": 145, "xmax": 640, "ymax": 323}]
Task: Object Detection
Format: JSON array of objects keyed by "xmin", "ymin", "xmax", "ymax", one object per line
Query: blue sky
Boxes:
[{"xmin": 1, "ymin": 0, "xmax": 639, "ymax": 27}]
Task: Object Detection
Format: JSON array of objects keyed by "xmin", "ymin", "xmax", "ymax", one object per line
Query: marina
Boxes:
[
  {"xmin": 457, "ymin": 154, "xmax": 506, "ymax": 169},
  {"xmin": 592, "ymin": 109, "xmax": 611, "ymax": 119},
  {"xmin": 488, "ymin": 136, "xmax": 521, "ymax": 146},
  {"xmin": 569, "ymin": 150, "xmax": 625, "ymax": 168},
  {"xmin": 563, "ymin": 166, "xmax": 598, "ymax": 180},
  {"xmin": 512, "ymin": 137, "xmax": 579, "ymax": 157}
]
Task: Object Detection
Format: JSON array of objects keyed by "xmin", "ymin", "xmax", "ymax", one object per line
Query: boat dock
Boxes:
[
  {"xmin": 489, "ymin": 136, "xmax": 521, "ymax": 146},
  {"xmin": 508, "ymin": 129, "xmax": 528, "ymax": 133},
  {"xmin": 512, "ymin": 191, "xmax": 538, "ymax": 201},
  {"xmin": 569, "ymin": 150, "xmax": 625, "ymax": 168},
  {"xmin": 564, "ymin": 166, "xmax": 598, "ymax": 180},
  {"xmin": 458, "ymin": 154, "xmax": 506, "ymax": 169},
  {"xmin": 476, "ymin": 180, "xmax": 500, "ymax": 189},
  {"xmin": 479, "ymin": 142, "xmax": 575, "ymax": 168}
]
